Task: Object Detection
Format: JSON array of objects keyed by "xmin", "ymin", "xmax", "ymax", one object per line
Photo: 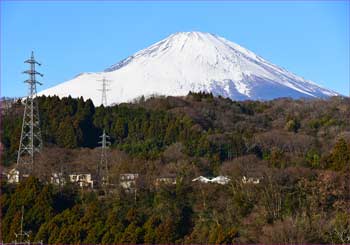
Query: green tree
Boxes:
[
  {"xmin": 326, "ymin": 138, "xmax": 350, "ymax": 171},
  {"xmin": 57, "ymin": 118, "xmax": 77, "ymax": 148},
  {"xmin": 285, "ymin": 119, "xmax": 301, "ymax": 133}
]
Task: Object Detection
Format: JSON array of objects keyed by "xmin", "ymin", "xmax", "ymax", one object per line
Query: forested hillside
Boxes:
[{"xmin": 1, "ymin": 93, "xmax": 350, "ymax": 243}]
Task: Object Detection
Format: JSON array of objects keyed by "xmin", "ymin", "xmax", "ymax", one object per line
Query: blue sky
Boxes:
[{"xmin": 1, "ymin": 1, "xmax": 349, "ymax": 97}]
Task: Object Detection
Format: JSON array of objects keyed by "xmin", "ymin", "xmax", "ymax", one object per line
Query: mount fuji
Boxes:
[{"xmin": 39, "ymin": 32, "xmax": 339, "ymax": 105}]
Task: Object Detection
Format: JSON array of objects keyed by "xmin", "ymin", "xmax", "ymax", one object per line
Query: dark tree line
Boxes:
[{"xmin": 2, "ymin": 94, "xmax": 349, "ymax": 172}]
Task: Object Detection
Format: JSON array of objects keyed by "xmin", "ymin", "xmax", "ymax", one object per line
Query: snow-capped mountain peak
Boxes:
[{"xmin": 39, "ymin": 31, "xmax": 339, "ymax": 105}]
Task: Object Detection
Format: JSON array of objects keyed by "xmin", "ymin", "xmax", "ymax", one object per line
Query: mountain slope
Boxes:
[{"xmin": 39, "ymin": 32, "xmax": 339, "ymax": 105}]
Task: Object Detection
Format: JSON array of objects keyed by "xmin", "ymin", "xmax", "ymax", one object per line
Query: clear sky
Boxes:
[{"xmin": 1, "ymin": 0, "xmax": 349, "ymax": 97}]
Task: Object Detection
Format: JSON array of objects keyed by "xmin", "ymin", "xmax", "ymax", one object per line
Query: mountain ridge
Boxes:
[{"xmin": 39, "ymin": 31, "xmax": 339, "ymax": 105}]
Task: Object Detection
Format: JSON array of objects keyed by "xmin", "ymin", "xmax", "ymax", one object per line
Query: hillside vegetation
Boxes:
[{"xmin": 1, "ymin": 93, "xmax": 350, "ymax": 244}]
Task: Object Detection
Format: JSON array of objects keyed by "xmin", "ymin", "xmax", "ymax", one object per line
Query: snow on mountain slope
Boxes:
[{"xmin": 39, "ymin": 32, "xmax": 339, "ymax": 105}]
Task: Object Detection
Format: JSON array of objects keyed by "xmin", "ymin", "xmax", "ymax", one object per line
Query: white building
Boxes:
[
  {"xmin": 6, "ymin": 168, "xmax": 20, "ymax": 183},
  {"xmin": 119, "ymin": 173, "xmax": 139, "ymax": 190},
  {"xmin": 192, "ymin": 176, "xmax": 211, "ymax": 183},
  {"xmin": 242, "ymin": 176, "xmax": 260, "ymax": 184},
  {"xmin": 50, "ymin": 172, "xmax": 66, "ymax": 186},
  {"xmin": 211, "ymin": 176, "xmax": 231, "ymax": 185},
  {"xmin": 4, "ymin": 168, "xmax": 29, "ymax": 184},
  {"xmin": 192, "ymin": 175, "xmax": 231, "ymax": 185},
  {"xmin": 154, "ymin": 176, "xmax": 177, "ymax": 188},
  {"xmin": 69, "ymin": 173, "xmax": 94, "ymax": 188}
]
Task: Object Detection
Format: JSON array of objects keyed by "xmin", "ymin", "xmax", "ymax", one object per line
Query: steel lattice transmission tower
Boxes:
[
  {"xmin": 17, "ymin": 51, "xmax": 43, "ymax": 174},
  {"xmin": 97, "ymin": 77, "xmax": 111, "ymax": 188},
  {"xmin": 98, "ymin": 77, "xmax": 111, "ymax": 106},
  {"xmin": 98, "ymin": 130, "xmax": 111, "ymax": 187}
]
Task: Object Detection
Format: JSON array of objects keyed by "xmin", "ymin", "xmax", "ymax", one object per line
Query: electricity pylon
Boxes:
[
  {"xmin": 14, "ymin": 206, "xmax": 30, "ymax": 243},
  {"xmin": 13, "ymin": 206, "xmax": 43, "ymax": 245},
  {"xmin": 97, "ymin": 77, "xmax": 111, "ymax": 189},
  {"xmin": 98, "ymin": 77, "xmax": 111, "ymax": 106},
  {"xmin": 98, "ymin": 130, "xmax": 111, "ymax": 187},
  {"xmin": 17, "ymin": 51, "xmax": 43, "ymax": 175}
]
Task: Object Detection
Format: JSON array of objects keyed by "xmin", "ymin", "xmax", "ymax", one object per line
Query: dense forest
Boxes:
[{"xmin": 1, "ymin": 92, "xmax": 350, "ymax": 244}]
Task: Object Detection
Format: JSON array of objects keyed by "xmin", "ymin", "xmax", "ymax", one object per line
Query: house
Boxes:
[
  {"xmin": 154, "ymin": 176, "xmax": 177, "ymax": 188},
  {"xmin": 192, "ymin": 175, "xmax": 231, "ymax": 185},
  {"xmin": 50, "ymin": 172, "xmax": 66, "ymax": 186},
  {"xmin": 242, "ymin": 176, "xmax": 260, "ymax": 184},
  {"xmin": 119, "ymin": 173, "xmax": 139, "ymax": 190},
  {"xmin": 192, "ymin": 176, "xmax": 211, "ymax": 183},
  {"xmin": 69, "ymin": 173, "xmax": 94, "ymax": 188},
  {"xmin": 4, "ymin": 168, "xmax": 29, "ymax": 183},
  {"xmin": 210, "ymin": 176, "xmax": 231, "ymax": 185},
  {"xmin": 6, "ymin": 168, "xmax": 20, "ymax": 183}
]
